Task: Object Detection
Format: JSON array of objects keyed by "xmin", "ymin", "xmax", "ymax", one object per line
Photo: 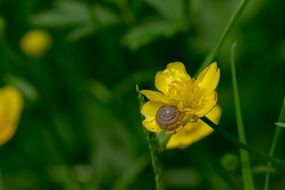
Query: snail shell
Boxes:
[{"xmin": 156, "ymin": 105, "xmax": 180, "ymax": 130}]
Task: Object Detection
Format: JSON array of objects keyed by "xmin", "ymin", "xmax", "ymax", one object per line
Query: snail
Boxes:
[{"xmin": 156, "ymin": 105, "xmax": 180, "ymax": 131}]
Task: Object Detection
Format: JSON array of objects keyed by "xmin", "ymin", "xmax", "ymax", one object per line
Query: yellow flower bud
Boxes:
[
  {"xmin": 0, "ymin": 86, "xmax": 23, "ymax": 145},
  {"xmin": 221, "ymin": 153, "xmax": 239, "ymax": 172},
  {"xmin": 20, "ymin": 29, "xmax": 52, "ymax": 57}
]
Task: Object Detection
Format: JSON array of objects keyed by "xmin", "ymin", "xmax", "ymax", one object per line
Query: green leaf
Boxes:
[
  {"xmin": 4, "ymin": 74, "xmax": 38, "ymax": 102},
  {"xmin": 30, "ymin": 1, "xmax": 90, "ymax": 28},
  {"xmin": 31, "ymin": 1, "xmax": 119, "ymax": 41},
  {"xmin": 275, "ymin": 122, "xmax": 285, "ymax": 128},
  {"xmin": 145, "ymin": 0, "xmax": 185, "ymax": 22},
  {"xmin": 92, "ymin": 4, "xmax": 119, "ymax": 26},
  {"xmin": 31, "ymin": 1, "xmax": 119, "ymax": 28},
  {"xmin": 122, "ymin": 19, "xmax": 181, "ymax": 50},
  {"xmin": 67, "ymin": 23, "xmax": 96, "ymax": 42},
  {"xmin": 67, "ymin": 5, "xmax": 119, "ymax": 41}
]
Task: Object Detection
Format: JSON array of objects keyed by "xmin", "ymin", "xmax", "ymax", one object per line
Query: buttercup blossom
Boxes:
[
  {"xmin": 0, "ymin": 86, "xmax": 23, "ymax": 145},
  {"xmin": 166, "ymin": 105, "xmax": 221, "ymax": 148},
  {"xmin": 140, "ymin": 62, "xmax": 221, "ymax": 148},
  {"xmin": 20, "ymin": 29, "xmax": 52, "ymax": 57}
]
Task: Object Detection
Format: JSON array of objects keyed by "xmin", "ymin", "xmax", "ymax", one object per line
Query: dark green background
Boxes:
[{"xmin": 0, "ymin": 0, "xmax": 284, "ymax": 189}]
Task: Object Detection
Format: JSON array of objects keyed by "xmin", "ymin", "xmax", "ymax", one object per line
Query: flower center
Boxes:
[{"xmin": 156, "ymin": 105, "xmax": 180, "ymax": 131}]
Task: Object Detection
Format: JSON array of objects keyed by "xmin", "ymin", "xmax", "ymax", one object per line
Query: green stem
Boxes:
[
  {"xmin": 200, "ymin": 117, "xmax": 285, "ymax": 168},
  {"xmin": 231, "ymin": 43, "xmax": 255, "ymax": 190},
  {"xmin": 144, "ymin": 130, "xmax": 164, "ymax": 190},
  {"xmin": 195, "ymin": 0, "xmax": 249, "ymax": 76},
  {"xmin": 136, "ymin": 85, "xmax": 164, "ymax": 190},
  {"xmin": 264, "ymin": 97, "xmax": 285, "ymax": 190}
]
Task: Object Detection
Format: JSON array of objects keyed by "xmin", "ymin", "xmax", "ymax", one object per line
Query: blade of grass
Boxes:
[
  {"xmin": 136, "ymin": 85, "xmax": 164, "ymax": 190},
  {"xmin": 230, "ymin": 43, "xmax": 255, "ymax": 190},
  {"xmin": 275, "ymin": 122, "xmax": 285, "ymax": 128},
  {"xmin": 264, "ymin": 97, "xmax": 285, "ymax": 190},
  {"xmin": 200, "ymin": 117, "xmax": 285, "ymax": 168},
  {"xmin": 195, "ymin": 0, "xmax": 249, "ymax": 77}
]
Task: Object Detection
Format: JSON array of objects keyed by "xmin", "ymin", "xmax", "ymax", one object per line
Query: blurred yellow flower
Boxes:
[
  {"xmin": 0, "ymin": 86, "xmax": 23, "ymax": 145},
  {"xmin": 20, "ymin": 29, "xmax": 52, "ymax": 57},
  {"xmin": 140, "ymin": 62, "xmax": 221, "ymax": 147}
]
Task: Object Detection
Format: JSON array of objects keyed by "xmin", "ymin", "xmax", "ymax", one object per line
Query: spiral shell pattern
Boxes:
[{"xmin": 156, "ymin": 105, "xmax": 180, "ymax": 130}]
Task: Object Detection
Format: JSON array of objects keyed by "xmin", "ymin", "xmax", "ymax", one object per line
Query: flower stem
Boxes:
[
  {"xmin": 200, "ymin": 117, "xmax": 285, "ymax": 168},
  {"xmin": 136, "ymin": 85, "xmax": 164, "ymax": 190},
  {"xmin": 264, "ymin": 97, "xmax": 285, "ymax": 190},
  {"xmin": 231, "ymin": 43, "xmax": 255, "ymax": 190},
  {"xmin": 195, "ymin": 0, "xmax": 249, "ymax": 76},
  {"xmin": 144, "ymin": 130, "xmax": 164, "ymax": 190}
]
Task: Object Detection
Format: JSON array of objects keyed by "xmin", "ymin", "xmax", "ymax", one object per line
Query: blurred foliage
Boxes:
[{"xmin": 0, "ymin": 0, "xmax": 284, "ymax": 189}]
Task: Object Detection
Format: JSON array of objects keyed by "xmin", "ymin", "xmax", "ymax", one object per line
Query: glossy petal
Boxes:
[
  {"xmin": 155, "ymin": 62, "xmax": 191, "ymax": 95},
  {"xmin": 166, "ymin": 105, "xmax": 222, "ymax": 149},
  {"xmin": 141, "ymin": 101, "xmax": 164, "ymax": 132},
  {"xmin": 140, "ymin": 90, "xmax": 170, "ymax": 104},
  {"xmin": 194, "ymin": 92, "xmax": 217, "ymax": 117},
  {"xmin": 0, "ymin": 86, "xmax": 23, "ymax": 145},
  {"xmin": 140, "ymin": 61, "xmax": 220, "ymax": 147},
  {"xmin": 196, "ymin": 62, "xmax": 220, "ymax": 95},
  {"xmin": 0, "ymin": 126, "xmax": 17, "ymax": 145}
]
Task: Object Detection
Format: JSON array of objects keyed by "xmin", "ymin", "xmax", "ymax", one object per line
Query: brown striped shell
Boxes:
[{"xmin": 156, "ymin": 105, "xmax": 180, "ymax": 130}]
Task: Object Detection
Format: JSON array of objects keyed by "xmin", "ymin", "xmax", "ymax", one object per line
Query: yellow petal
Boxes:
[
  {"xmin": 195, "ymin": 62, "xmax": 220, "ymax": 95},
  {"xmin": 140, "ymin": 101, "xmax": 164, "ymax": 132},
  {"xmin": 166, "ymin": 105, "xmax": 221, "ymax": 149},
  {"xmin": 155, "ymin": 62, "xmax": 192, "ymax": 95},
  {"xmin": 140, "ymin": 90, "xmax": 170, "ymax": 104},
  {"xmin": 0, "ymin": 86, "xmax": 23, "ymax": 145},
  {"xmin": 194, "ymin": 92, "xmax": 217, "ymax": 117},
  {"xmin": 0, "ymin": 126, "xmax": 17, "ymax": 145}
]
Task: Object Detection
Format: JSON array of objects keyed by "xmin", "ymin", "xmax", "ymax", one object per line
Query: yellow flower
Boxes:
[
  {"xmin": 20, "ymin": 29, "xmax": 52, "ymax": 57},
  {"xmin": 140, "ymin": 62, "xmax": 221, "ymax": 147},
  {"xmin": 0, "ymin": 86, "xmax": 23, "ymax": 145},
  {"xmin": 166, "ymin": 105, "xmax": 221, "ymax": 149}
]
